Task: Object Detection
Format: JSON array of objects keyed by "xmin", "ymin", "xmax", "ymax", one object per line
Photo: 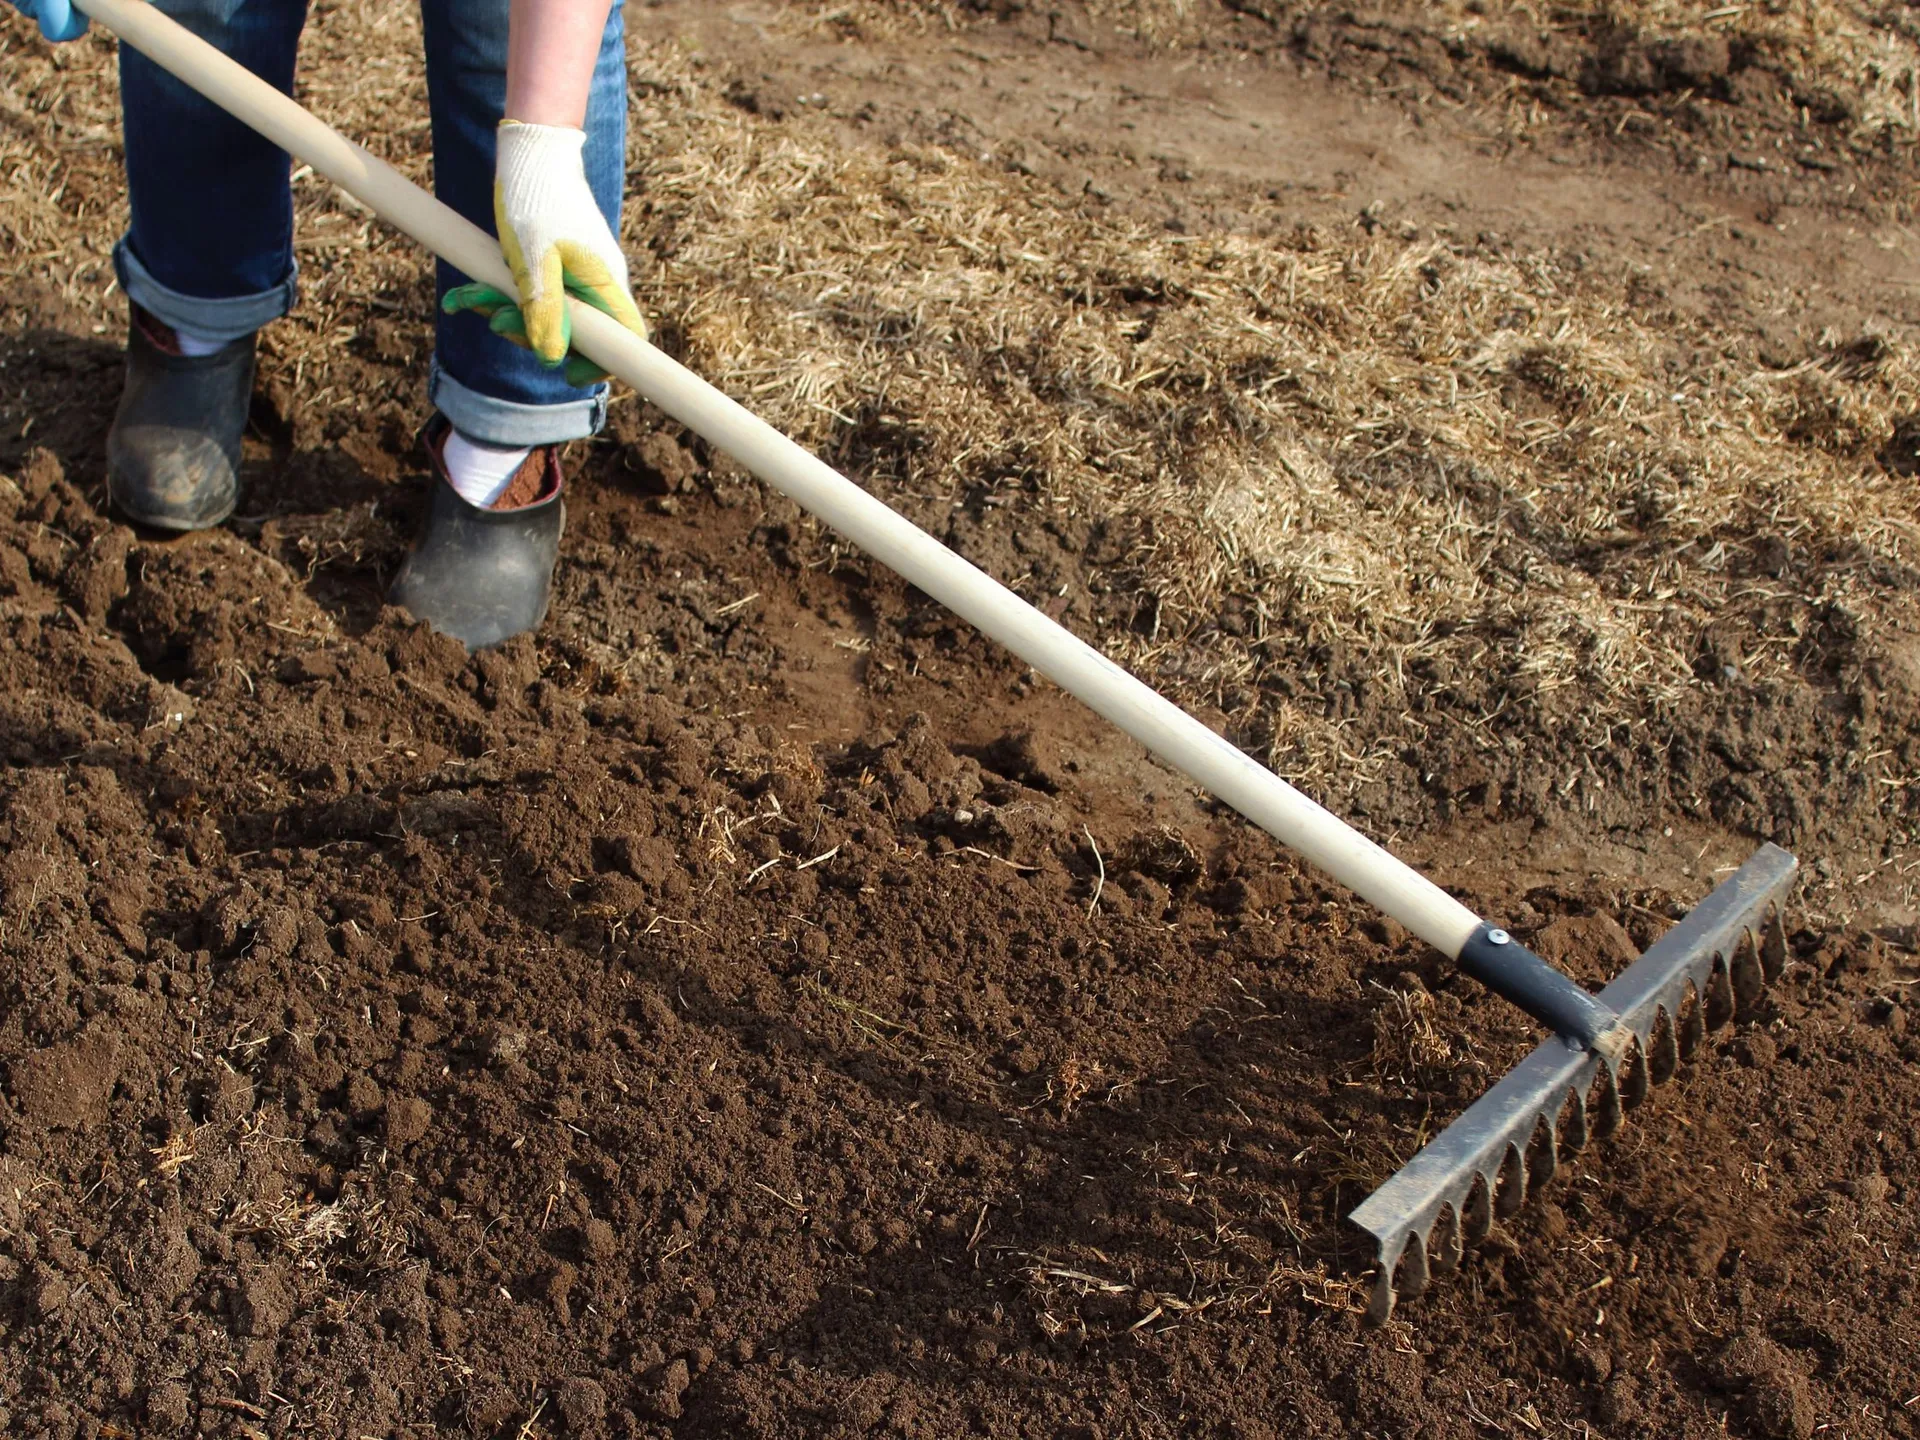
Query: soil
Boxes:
[{"xmin": 3, "ymin": 4, "xmax": 1920, "ymax": 1440}]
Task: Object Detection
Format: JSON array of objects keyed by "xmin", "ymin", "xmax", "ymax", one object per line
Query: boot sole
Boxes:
[{"xmin": 108, "ymin": 488, "xmax": 237, "ymax": 534}]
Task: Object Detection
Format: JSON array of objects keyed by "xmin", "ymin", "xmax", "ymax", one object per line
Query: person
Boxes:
[{"xmin": 7, "ymin": 0, "xmax": 650, "ymax": 650}]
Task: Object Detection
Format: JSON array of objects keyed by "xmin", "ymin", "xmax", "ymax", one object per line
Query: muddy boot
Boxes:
[
  {"xmin": 106, "ymin": 306, "xmax": 254, "ymax": 531},
  {"xmin": 388, "ymin": 417, "xmax": 565, "ymax": 651}
]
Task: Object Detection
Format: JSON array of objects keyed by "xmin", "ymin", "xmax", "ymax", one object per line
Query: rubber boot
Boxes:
[
  {"xmin": 106, "ymin": 307, "xmax": 254, "ymax": 531},
  {"xmin": 388, "ymin": 417, "xmax": 565, "ymax": 651}
]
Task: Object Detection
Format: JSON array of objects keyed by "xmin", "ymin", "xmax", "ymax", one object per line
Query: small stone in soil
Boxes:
[
  {"xmin": 8, "ymin": 1028, "xmax": 121, "ymax": 1131},
  {"xmin": 1713, "ymin": 1330, "xmax": 1817, "ymax": 1440},
  {"xmin": 475, "ymin": 1026, "xmax": 529, "ymax": 1065},
  {"xmin": 146, "ymin": 1382, "xmax": 191, "ymax": 1433},
  {"xmin": 384, "ymin": 1095, "xmax": 433, "ymax": 1147},
  {"xmin": 30, "ymin": 1266, "xmax": 71, "ymax": 1319},
  {"xmin": 643, "ymin": 1359, "xmax": 691, "ymax": 1421},
  {"xmin": 579, "ymin": 1218, "xmax": 616, "ymax": 1263},
  {"xmin": 555, "ymin": 1376, "xmax": 607, "ymax": 1432},
  {"xmin": 232, "ymin": 1266, "xmax": 293, "ymax": 1338},
  {"xmin": 346, "ymin": 1074, "xmax": 384, "ymax": 1116}
]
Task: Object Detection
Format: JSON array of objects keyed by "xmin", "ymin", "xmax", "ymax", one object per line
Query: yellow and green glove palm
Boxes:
[{"xmin": 445, "ymin": 119, "xmax": 647, "ymax": 388}]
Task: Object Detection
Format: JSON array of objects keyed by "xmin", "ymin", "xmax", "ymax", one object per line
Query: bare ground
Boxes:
[{"xmin": 1, "ymin": 2, "xmax": 1918, "ymax": 1437}]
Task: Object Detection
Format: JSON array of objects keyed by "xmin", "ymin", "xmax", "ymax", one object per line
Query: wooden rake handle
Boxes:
[{"xmin": 73, "ymin": 0, "xmax": 1490, "ymax": 960}]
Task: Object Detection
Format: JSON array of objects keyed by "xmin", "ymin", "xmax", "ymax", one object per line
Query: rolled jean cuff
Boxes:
[
  {"xmin": 428, "ymin": 357, "xmax": 608, "ymax": 447},
  {"xmin": 113, "ymin": 237, "xmax": 296, "ymax": 345}
]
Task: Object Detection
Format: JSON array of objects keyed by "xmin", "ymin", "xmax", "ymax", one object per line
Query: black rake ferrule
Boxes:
[{"xmin": 1457, "ymin": 923, "xmax": 1621, "ymax": 1048}]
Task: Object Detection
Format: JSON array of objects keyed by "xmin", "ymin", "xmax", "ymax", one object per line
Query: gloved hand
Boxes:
[
  {"xmin": 8, "ymin": 0, "xmax": 87, "ymax": 42},
  {"xmin": 449, "ymin": 119, "xmax": 646, "ymax": 383},
  {"xmin": 442, "ymin": 281, "xmax": 621, "ymax": 389}
]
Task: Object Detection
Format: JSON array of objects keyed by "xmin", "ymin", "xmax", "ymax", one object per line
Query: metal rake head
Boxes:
[{"xmin": 1349, "ymin": 843, "xmax": 1798, "ymax": 1324}]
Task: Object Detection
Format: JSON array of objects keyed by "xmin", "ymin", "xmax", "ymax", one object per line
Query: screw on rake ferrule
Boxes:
[{"xmin": 1456, "ymin": 923, "xmax": 1625, "ymax": 1054}]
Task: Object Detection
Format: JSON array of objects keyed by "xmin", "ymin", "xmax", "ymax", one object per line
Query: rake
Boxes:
[{"xmin": 71, "ymin": 0, "xmax": 1798, "ymax": 1323}]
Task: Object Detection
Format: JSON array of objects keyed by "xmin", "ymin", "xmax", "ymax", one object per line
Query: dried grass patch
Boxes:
[
  {"xmin": 629, "ymin": 40, "xmax": 1920, "ymax": 782},
  {"xmin": 3, "ymin": 6, "xmax": 1918, "ymax": 801}
]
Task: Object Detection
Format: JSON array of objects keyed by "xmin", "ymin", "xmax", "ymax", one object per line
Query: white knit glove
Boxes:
[{"xmin": 491, "ymin": 119, "xmax": 647, "ymax": 368}]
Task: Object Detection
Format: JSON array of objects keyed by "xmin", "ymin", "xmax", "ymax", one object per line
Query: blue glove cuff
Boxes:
[{"xmin": 33, "ymin": 0, "xmax": 89, "ymax": 41}]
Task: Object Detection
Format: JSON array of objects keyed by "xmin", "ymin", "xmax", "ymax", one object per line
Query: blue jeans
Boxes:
[{"xmin": 112, "ymin": 0, "xmax": 628, "ymax": 447}]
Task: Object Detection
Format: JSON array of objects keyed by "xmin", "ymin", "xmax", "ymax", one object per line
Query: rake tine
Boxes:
[
  {"xmin": 1399, "ymin": 1227, "xmax": 1432, "ymax": 1301},
  {"xmin": 1732, "ymin": 927, "xmax": 1767, "ymax": 1016},
  {"xmin": 1462, "ymin": 1173, "xmax": 1493, "ymax": 1246},
  {"xmin": 1704, "ymin": 958, "xmax": 1736, "ymax": 1029},
  {"xmin": 1649, "ymin": 1007, "xmax": 1680, "ymax": 1085},
  {"xmin": 1591, "ymin": 1060, "xmax": 1624, "ymax": 1138},
  {"xmin": 1430, "ymin": 1205, "xmax": 1462, "ymax": 1275},
  {"xmin": 1762, "ymin": 909, "xmax": 1788, "ymax": 982},
  {"xmin": 1559, "ymin": 1083, "xmax": 1589, "ymax": 1156},
  {"xmin": 1351, "ymin": 844, "xmax": 1797, "ymax": 1324},
  {"xmin": 1678, "ymin": 984, "xmax": 1706, "ymax": 1059},
  {"xmin": 1495, "ymin": 1145, "xmax": 1526, "ymax": 1218},
  {"xmin": 1619, "ymin": 1039, "xmax": 1649, "ymax": 1110},
  {"xmin": 1526, "ymin": 1113, "xmax": 1560, "ymax": 1192}
]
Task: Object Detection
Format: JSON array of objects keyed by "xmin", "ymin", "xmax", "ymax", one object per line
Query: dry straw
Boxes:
[
  {"xmin": 625, "ymin": 30, "xmax": 1920, "ymax": 784},
  {"xmin": 2, "ymin": 2, "xmax": 1917, "ymax": 797}
]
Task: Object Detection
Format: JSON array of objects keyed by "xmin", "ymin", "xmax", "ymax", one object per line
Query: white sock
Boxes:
[
  {"xmin": 441, "ymin": 429, "xmax": 533, "ymax": 509},
  {"xmin": 173, "ymin": 324, "xmax": 229, "ymax": 358}
]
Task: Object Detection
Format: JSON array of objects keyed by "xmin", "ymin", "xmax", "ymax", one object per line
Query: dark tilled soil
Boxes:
[
  {"xmin": 933, "ymin": 0, "xmax": 1917, "ymax": 218},
  {"xmin": 1, "ymin": 435, "xmax": 1916, "ymax": 1440}
]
